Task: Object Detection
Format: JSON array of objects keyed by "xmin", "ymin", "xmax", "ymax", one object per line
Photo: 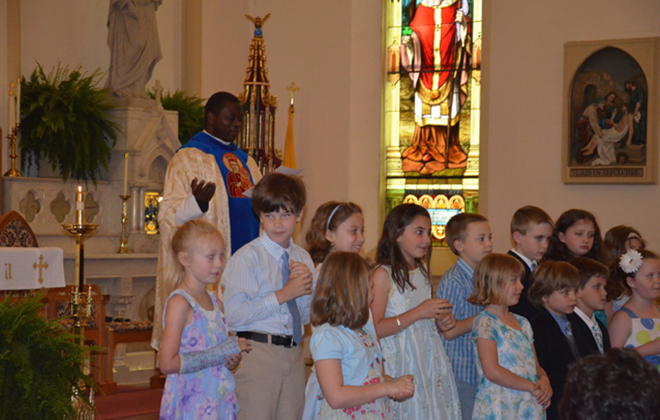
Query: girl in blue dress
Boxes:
[
  {"xmin": 468, "ymin": 253, "xmax": 551, "ymax": 420},
  {"xmin": 309, "ymin": 251, "xmax": 414, "ymax": 420},
  {"xmin": 159, "ymin": 220, "xmax": 252, "ymax": 420}
]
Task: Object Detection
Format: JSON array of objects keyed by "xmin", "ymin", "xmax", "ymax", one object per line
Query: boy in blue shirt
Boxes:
[
  {"xmin": 437, "ymin": 212, "xmax": 492, "ymax": 420},
  {"xmin": 222, "ymin": 172, "xmax": 315, "ymax": 420}
]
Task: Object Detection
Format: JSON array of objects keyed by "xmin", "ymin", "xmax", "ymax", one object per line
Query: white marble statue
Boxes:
[{"xmin": 105, "ymin": 0, "xmax": 163, "ymax": 98}]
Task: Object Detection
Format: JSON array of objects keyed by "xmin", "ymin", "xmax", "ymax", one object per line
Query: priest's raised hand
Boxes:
[{"xmin": 191, "ymin": 177, "xmax": 216, "ymax": 213}]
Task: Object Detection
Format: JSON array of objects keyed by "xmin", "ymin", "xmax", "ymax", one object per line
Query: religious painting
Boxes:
[
  {"xmin": 563, "ymin": 38, "xmax": 659, "ymax": 184},
  {"xmin": 223, "ymin": 153, "xmax": 253, "ymax": 197},
  {"xmin": 144, "ymin": 192, "xmax": 161, "ymax": 234},
  {"xmin": 384, "ymin": 0, "xmax": 482, "ymax": 245}
]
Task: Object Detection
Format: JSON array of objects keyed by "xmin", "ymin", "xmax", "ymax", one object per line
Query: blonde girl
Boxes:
[
  {"xmin": 159, "ymin": 220, "xmax": 251, "ymax": 420},
  {"xmin": 468, "ymin": 253, "xmax": 551, "ymax": 420}
]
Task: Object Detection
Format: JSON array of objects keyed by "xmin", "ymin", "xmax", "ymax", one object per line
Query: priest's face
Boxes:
[{"xmin": 208, "ymin": 102, "xmax": 242, "ymax": 142}]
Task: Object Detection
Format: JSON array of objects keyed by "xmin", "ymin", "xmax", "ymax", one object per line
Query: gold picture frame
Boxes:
[{"xmin": 562, "ymin": 37, "xmax": 659, "ymax": 184}]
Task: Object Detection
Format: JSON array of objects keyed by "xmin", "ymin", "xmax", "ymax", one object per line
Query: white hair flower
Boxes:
[{"xmin": 619, "ymin": 249, "xmax": 643, "ymax": 274}]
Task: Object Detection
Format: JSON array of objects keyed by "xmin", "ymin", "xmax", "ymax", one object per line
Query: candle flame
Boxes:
[{"xmin": 78, "ymin": 186, "xmax": 82, "ymax": 193}]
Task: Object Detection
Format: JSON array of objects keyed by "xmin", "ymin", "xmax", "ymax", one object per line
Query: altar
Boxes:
[
  {"xmin": 2, "ymin": 100, "xmax": 178, "ymax": 300},
  {"xmin": 0, "ymin": 247, "xmax": 65, "ymax": 290}
]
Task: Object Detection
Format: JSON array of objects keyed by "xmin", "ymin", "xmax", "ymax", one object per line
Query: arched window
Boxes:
[{"xmin": 384, "ymin": 0, "xmax": 482, "ymax": 245}]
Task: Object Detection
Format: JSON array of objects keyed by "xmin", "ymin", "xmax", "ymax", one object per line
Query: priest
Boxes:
[{"xmin": 152, "ymin": 92, "xmax": 261, "ymax": 349}]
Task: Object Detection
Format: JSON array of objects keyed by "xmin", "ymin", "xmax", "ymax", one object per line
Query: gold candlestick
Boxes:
[
  {"xmin": 4, "ymin": 124, "xmax": 22, "ymax": 177},
  {"xmin": 118, "ymin": 195, "xmax": 132, "ymax": 254},
  {"xmin": 63, "ymin": 223, "xmax": 98, "ymax": 293},
  {"xmin": 68, "ymin": 283, "xmax": 95, "ymax": 420},
  {"xmin": 63, "ymin": 188, "xmax": 96, "ymax": 419}
]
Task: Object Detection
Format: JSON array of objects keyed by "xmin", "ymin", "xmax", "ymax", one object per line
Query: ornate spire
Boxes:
[{"xmin": 237, "ymin": 14, "xmax": 280, "ymax": 173}]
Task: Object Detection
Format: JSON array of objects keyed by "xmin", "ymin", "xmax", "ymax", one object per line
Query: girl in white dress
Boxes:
[{"xmin": 371, "ymin": 203, "xmax": 461, "ymax": 419}]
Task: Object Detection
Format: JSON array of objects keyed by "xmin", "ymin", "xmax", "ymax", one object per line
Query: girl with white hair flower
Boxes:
[{"xmin": 609, "ymin": 249, "xmax": 660, "ymax": 368}]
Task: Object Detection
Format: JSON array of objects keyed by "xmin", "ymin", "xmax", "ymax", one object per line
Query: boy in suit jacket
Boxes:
[
  {"xmin": 529, "ymin": 260, "xmax": 581, "ymax": 420},
  {"xmin": 508, "ymin": 206, "xmax": 554, "ymax": 320},
  {"xmin": 568, "ymin": 257, "xmax": 611, "ymax": 356}
]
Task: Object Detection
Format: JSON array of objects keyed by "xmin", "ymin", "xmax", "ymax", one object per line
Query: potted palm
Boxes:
[{"xmin": 149, "ymin": 89, "xmax": 204, "ymax": 144}]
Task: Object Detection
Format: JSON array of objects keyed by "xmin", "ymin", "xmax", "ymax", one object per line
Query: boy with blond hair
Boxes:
[
  {"xmin": 437, "ymin": 212, "xmax": 492, "ymax": 420},
  {"xmin": 222, "ymin": 172, "xmax": 315, "ymax": 420},
  {"xmin": 509, "ymin": 205, "xmax": 553, "ymax": 320}
]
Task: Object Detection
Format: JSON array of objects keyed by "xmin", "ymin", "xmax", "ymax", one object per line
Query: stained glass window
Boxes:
[{"xmin": 384, "ymin": 0, "xmax": 482, "ymax": 245}]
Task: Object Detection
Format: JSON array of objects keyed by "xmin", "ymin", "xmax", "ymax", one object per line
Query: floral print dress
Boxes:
[
  {"xmin": 471, "ymin": 311, "xmax": 545, "ymax": 420},
  {"xmin": 311, "ymin": 321, "xmax": 391, "ymax": 419},
  {"xmin": 160, "ymin": 290, "xmax": 239, "ymax": 420}
]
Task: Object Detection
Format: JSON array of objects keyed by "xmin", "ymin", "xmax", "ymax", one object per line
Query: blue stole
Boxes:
[{"xmin": 179, "ymin": 132, "xmax": 260, "ymax": 253}]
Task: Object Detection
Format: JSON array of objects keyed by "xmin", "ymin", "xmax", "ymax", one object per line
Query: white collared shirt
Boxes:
[
  {"xmin": 510, "ymin": 249, "xmax": 536, "ymax": 270},
  {"xmin": 222, "ymin": 231, "xmax": 316, "ymax": 336},
  {"xmin": 574, "ymin": 306, "xmax": 600, "ymax": 342}
]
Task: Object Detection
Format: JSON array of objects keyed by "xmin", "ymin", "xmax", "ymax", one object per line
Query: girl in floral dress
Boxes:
[
  {"xmin": 310, "ymin": 252, "xmax": 414, "ymax": 420},
  {"xmin": 469, "ymin": 254, "xmax": 551, "ymax": 420},
  {"xmin": 159, "ymin": 220, "xmax": 251, "ymax": 420}
]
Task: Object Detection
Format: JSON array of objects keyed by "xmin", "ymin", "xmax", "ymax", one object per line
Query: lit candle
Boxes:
[
  {"xmin": 76, "ymin": 186, "xmax": 85, "ymax": 225},
  {"xmin": 123, "ymin": 153, "xmax": 129, "ymax": 196},
  {"xmin": 15, "ymin": 78, "xmax": 20, "ymax": 127},
  {"xmin": 8, "ymin": 83, "xmax": 14, "ymax": 134}
]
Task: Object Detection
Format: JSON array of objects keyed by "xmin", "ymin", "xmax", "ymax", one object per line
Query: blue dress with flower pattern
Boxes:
[
  {"xmin": 471, "ymin": 311, "xmax": 545, "ymax": 420},
  {"xmin": 160, "ymin": 289, "xmax": 239, "ymax": 420}
]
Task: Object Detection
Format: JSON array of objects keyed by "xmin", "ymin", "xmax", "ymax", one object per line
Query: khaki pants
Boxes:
[{"xmin": 234, "ymin": 340, "xmax": 305, "ymax": 420}]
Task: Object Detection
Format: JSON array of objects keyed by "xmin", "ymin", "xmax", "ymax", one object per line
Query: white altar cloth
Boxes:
[{"xmin": 0, "ymin": 247, "xmax": 66, "ymax": 290}]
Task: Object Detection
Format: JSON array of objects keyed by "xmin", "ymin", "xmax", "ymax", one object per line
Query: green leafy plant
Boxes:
[
  {"xmin": 149, "ymin": 89, "xmax": 205, "ymax": 144},
  {"xmin": 0, "ymin": 295, "xmax": 93, "ymax": 420},
  {"xmin": 19, "ymin": 63, "xmax": 119, "ymax": 183}
]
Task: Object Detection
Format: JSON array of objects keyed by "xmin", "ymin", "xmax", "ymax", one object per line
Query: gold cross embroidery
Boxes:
[{"xmin": 33, "ymin": 254, "xmax": 49, "ymax": 284}]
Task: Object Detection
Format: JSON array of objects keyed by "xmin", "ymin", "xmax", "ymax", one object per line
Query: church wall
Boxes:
[
  {"xmin": 15, "ymin": 1, "xmax": 660, "ymax": 263},
  {"xmin": 19, "ymin": 0, "xmax": 182, "ymax": 94},
  {"xmin": 199, "ymin": 1, "xmax": 383, "ymax": 253},
  {"xmin": 482, "ymin": 0, "xmax": 660, "ymax": 254}
]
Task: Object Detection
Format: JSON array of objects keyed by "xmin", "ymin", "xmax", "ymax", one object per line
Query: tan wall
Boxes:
[
  {"xmin": 481, "ymin": 0, "xmax": 660, "ymax": 255},
  {"xmin": 6, "ymin": 0, "xmax": 660, "ymax": 273},
  {"xmin": 19, "ymin": 0, "xmax": 182, "ymax": 92},
  {"xmin": 198, "ymin": 1, "xmax": 384, "ymax": 257}
]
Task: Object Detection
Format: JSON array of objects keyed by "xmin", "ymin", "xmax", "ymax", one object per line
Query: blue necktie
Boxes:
[
  {"xmin": 591, "ymin": 322, "xmax": 604, "ymax": 353},
  {"xmin": 281, "ymin": 251, "xmax": 302, "ymax": 345},
  {"xmin": 565, "ymin": 323, "xmax": 580, "ymax": 359},
  {"xmin": 531, "ymin": 261, "xmax": 538, "ymax": 271}
]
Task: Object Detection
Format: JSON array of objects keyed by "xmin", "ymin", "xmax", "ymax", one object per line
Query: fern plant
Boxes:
[
  {"xmin": 149, "ymin": 89, "xmax": 205, "ymax": 144},
  {"xmin": 0, "ymin": 295, "xmax": 92, "ymax": 420},
  {"xmin": 19, "ymin": 63, "xmax": 119, "ymax": 183}
]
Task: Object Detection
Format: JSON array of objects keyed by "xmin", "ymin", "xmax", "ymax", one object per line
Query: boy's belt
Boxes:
[{"xmin": 236, "ymin": 331, "xmax": 297, "ymax": 348}]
